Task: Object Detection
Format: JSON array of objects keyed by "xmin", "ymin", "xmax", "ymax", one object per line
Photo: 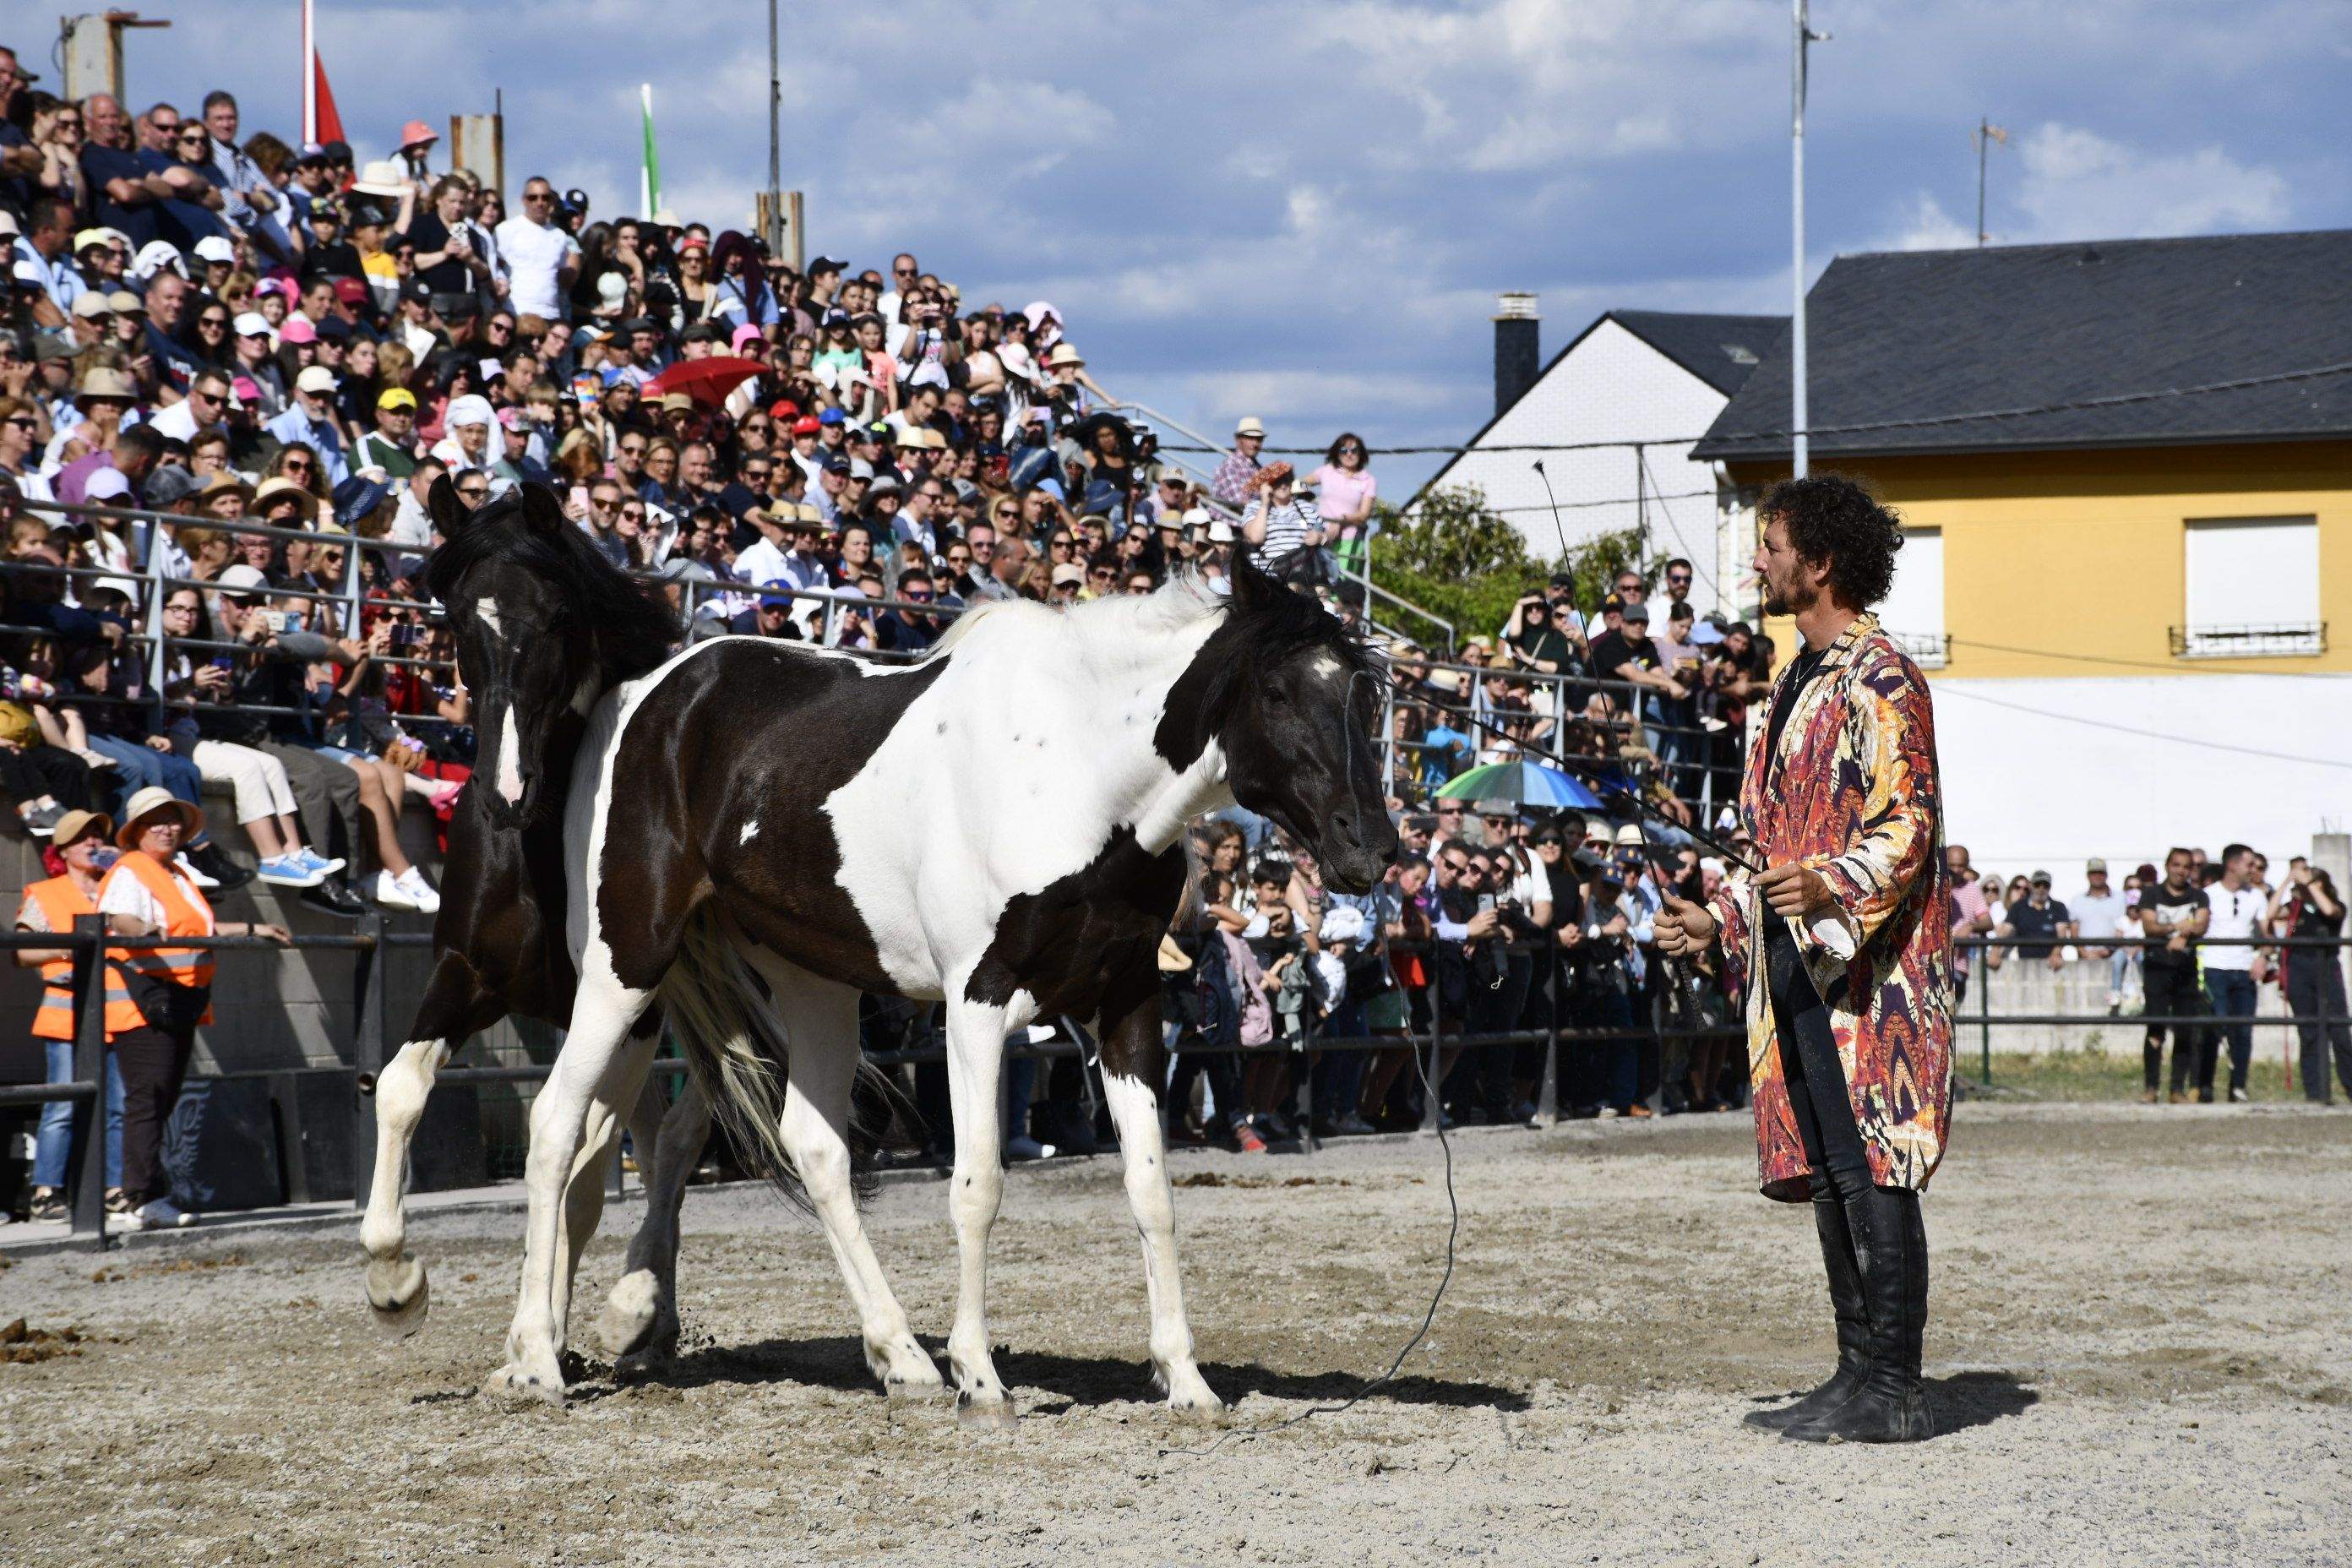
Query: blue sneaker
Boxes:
[
  {"xmin": 257, "ymin": 854, "xmax": 326, "ymax": 888},
  {"xmin": 294, "ymin": 847, "xmax": 346, "ymax": 877}
]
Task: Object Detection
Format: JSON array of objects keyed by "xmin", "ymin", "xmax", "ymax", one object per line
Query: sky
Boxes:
[{"xmin": 78, "ymin": 0, "xmax": 2352, "ymax": 493}]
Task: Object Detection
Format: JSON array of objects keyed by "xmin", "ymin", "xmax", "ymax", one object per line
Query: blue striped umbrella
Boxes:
[{"xmin": 1435, "ymin": 760, "xmax": 1604, "ymax": 810}]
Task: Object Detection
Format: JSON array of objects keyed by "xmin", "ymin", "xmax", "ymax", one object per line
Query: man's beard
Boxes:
[{"xmin": 1761, "ymin": 576, "xmax": 1815, "ymax": 618}]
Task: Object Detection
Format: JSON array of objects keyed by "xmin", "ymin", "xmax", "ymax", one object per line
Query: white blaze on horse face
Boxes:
[
  {"xmin": 497, "ymin": 707, "xmax": 525, "ymax": 803},
  {"xmin": 740, "ymin": 819, "xmax": 759, "ymax": 845},
  {"xmin": 1310, "ymin": 653, "xmax": 1344, "ymax": 680},
  {"xmin": 475, "ymin": 596, "xmax": 503, "ymax": 640}
]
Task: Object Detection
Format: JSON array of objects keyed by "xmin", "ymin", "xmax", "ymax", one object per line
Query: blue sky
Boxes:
[{"xmin": 99, "ymin": 0, "xmax": 2352, "ymax": 490}]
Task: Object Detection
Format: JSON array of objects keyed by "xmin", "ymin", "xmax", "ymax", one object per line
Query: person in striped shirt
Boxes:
[{"xmin": 1241, "ymin": 463, "xmax": 1326, "ymax": 582}]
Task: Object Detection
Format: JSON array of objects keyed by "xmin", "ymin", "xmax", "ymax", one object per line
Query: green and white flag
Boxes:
[{"xmin": 639, "ymin": 83, "xmax": 662, "ymax": 216}]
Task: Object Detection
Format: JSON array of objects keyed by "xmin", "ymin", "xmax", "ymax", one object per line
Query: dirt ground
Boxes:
[{"xmin": 3, "ymin": 1101, "xmax": 2349, "ymax": 1568}]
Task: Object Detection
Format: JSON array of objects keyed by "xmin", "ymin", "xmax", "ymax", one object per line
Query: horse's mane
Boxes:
[{"xmin": 422, "ymin": 486, "xmax": 678, "ymax": 683}]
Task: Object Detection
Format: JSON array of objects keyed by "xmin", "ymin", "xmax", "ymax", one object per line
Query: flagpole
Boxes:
[{"xmin": 302, "ymin": 0, "xmax": 317, "ymax": 143}]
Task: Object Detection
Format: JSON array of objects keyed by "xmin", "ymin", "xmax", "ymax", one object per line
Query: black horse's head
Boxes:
[
  {"xmin": 423, "ymin": 478, "xmax": 674, "ymax": 829},
  {"xmin": 1157, "ymin": 558, "xmax": 1398, "ymax": 893}
]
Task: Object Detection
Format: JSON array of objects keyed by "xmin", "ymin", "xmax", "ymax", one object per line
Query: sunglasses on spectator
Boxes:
[
  {"xmin": 946, "ymin": 551, "xmax": 970, "ymax": 567},
  {"xmin": 903, "ymin": 589, "xmax": 934, "ymax": 603},
  {"xmin": 1088, "ymin": 567, "xmax": 1113, "ymax": 580},
  {"xmin": 591, "ymin": 493, "xmax": 619, "ymax": 509},
  {"xmin": 456, "ymin": 481, "xmax": 489, "ymax": 499},
  {"xmin": 1053, "ymin": 580, "xmax": 1079, "ymax": 595},
  {"xmin": 524, "ymin": 189, "xmax": 555, "ymax": 204},
  {"xmin": 283, "ymin": 458, "xmax": 315, "ymax": 474}
]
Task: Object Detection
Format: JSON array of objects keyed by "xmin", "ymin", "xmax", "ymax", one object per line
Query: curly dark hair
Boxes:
[{"xmin": 1758, "ymin": 473, "xmax": 1904, "ymax": 609}]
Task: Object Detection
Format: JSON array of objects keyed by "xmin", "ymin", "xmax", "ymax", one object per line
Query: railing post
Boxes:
[
  {"xmin": 350, "ymin": 913, "xmax": 387, "ymax": 1209},
  {"xmin": 1420, "ymin": 961, "xmax": 1443, "ymax": 1136},
  {"xmin": 1293, "ymin": 994, "xmax": 1318, "ymax": 1156},
  {"xmin": 1978, "ymin": 938, "xmax": 1994, "ymax": 1087},
  {"xmin": 141, "ymin": 510, "xmax": 169, "ymax": 727},
  {"xmin": 340, "ymin": 531, "xmax": 365, "ymax": 639},
  {"xmin": 68, "ymin": 915, "xmax": 108, "ymax": 1249},
  {"xmin": 1538, "ymin": 941, "xmax": 1561, "ymax": 1126}
]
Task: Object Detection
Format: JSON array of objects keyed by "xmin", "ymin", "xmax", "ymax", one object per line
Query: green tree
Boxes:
[{"xmin": 1366, "ymin": 484, "xmax": 1669, "ymax": 649}]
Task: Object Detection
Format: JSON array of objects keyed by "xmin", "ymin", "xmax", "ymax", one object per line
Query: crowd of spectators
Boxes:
[{"xmin": 1946, "ymin": 841, "xmax": 2352, "ymax": 1108}]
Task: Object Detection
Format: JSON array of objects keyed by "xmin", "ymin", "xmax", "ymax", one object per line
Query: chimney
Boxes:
[{"xmin": 1494, "ymin": 292, "xmax": 1539, "ymax": 417}]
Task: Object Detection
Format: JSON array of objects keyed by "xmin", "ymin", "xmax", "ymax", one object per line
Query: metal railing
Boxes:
[{"xmin": 1955, "ymin": 934, "xmax": 2352, "ymax": 1087}]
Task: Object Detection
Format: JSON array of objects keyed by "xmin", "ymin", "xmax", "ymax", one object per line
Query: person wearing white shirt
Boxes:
[
  {"xmin": 493, "ymin": 177, "xmax": 579, "ymax": 324},
  {"xmin": 2070, "ymin": 858, "xmax": 2132, "ymax": 1014},
  {"xmin": 144, "ymin": 369, "xmax": 232, "ymax": 445},
  {"xmin": 2202, "ymin": 844, "xmax": 2266, "ymax": 1102},
  {"xmin": 263, "ymin": 367, "xmax": 351, "ymax": 488}
]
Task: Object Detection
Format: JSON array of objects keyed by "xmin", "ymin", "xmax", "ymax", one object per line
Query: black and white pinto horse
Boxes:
[
  {"xmin": 495, "ymin": 559, "xmax": 1396, "ymax": 1420},
  {"xmin": 360, "ymin": 479, "xmax": 679, "ymax": 1333}
]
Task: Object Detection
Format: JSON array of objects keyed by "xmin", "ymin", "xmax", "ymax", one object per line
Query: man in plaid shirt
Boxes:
[{"xmin": 1209, "ymin": 415, "xmax": 1267, "ymax": 509}]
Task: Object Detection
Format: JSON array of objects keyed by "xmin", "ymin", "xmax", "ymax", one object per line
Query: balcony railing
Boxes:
[
  {"xmin": 2168, "ymin": 622, "xmax": 2326, "ymax": 659},
  {"xmin": 1886, "ymin": 630, "xmax": 1950, "ymax": 668}
]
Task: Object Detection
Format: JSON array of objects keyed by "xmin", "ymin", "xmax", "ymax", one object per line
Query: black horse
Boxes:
[{"xmin": 360, "ymin": 478, "xmax": 678, "ymax": 1331}]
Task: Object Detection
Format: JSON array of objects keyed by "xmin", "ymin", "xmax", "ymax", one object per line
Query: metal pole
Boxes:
[
  {"xmin": 69, "ymin": 916, "xmax": 109, "ymax": 1249},
  {"xmin": 143, "ymin": 510, "xmax": 169, "ymax": 727},
  {"xmin": 1634, "ymin": 443, "xmax": 1647, "ymax": 564},
  {"xmin": 1976, "ymin": 117, "xmax": 1990, "ymax": 247},
  {"xmin": 1538, "ymin": 941, "xmax": 1561, "ymax": 1126},
  {"xmin": 1979, "ymin": 939, "xmax": 1993, "ymax": 1086},
  {"xmin": 350, "ymin": 913, "xmax": 386, "ymax": 1208},
  {"xmin": 766, "ymin": 0, "xmax": 781, "ymax": 253},
  {"xmin": 1420, "ymin": 967, "xmax": 1443, "ymax": 1136},
  {"xmin": 1790, "ymin": 0, "xmax": 1815, "ymax": 480}
]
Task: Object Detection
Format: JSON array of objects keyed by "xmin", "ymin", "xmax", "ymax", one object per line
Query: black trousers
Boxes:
[
  {"xmin": 2141, "ymin": 962, "xmax": 2208, "ymax": 1092},
  {"xmin": 2286, "ymin": 960, "xmax": 2352, "ymax": 1103},
  {"xmin": 0, "ymin": 743, "xmax": 101, "ymax": 812},
  {"xmin": 114, "ymin": 1021, "xmax": 198, "ymax": 1208},
  {"xmin": 1764, "ymin": 923, "xmax": 1874, "ymax": 1203}
]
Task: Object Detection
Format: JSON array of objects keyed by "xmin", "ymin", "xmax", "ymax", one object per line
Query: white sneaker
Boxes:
[
  {"xmin": 371, "ymin": 870, "xmax": 424, "ymax": 912},
  {"xmin": 133, "ymin": 1197, "xmax": 199, "ymax": 1229},
  {"xmin": 178, "ymin": 855, "xmax": 220, "ymax": 890},
  {"xmin": 394, "ymin": 868, "xmax": 441, "ymax": 914}
]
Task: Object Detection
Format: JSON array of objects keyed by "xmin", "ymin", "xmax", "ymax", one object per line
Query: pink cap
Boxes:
[
  {"xmin": 399, "ymin": 118, "xmax": 437, "ymax": 149},
  {"xmin": 280, "ymin": 315, "xmax": 317, "ymax": 345},
  {"xmin": 495, "ymin": 406, "xmax": 524, "ymax": 430},
  {"xmin": 731, "ymin": 324, "xmax": 765, "ymax": 354}
]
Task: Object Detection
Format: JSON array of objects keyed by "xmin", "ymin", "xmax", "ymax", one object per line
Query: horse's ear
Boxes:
[
  {"xmin": 519, "ymin": 481, "xmax": 567, "ymax": 538},
  {"xmin": 426, "ymin": 473, "xmax": 467, "ymax": 536},
  {"xmin": 1227, "ymin": 549, "xmax": 1283, "ymax": 613}
]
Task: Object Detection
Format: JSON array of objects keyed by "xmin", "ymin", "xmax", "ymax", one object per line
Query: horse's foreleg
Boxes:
[
  {"xmin": 548, "ymin": 1010, "xmax": 662, "ymax": 1360},
  {"xmin": 494, "ymin": 965, "xmax": 653, "ymax": 1404},
  {"xmin": 361, "ymin": 950, "xmax": 498, "ymax": 1337},
  {"xmin": 1097, "ymin": 987, "xmax": 1222, "ymax": 1418},
  {"xmin": 943, "ymin": 990, "xmax": 1017, "ymax": 1429},
  {"xmin": 602, "ymin": 1081, "xmax": 707, "ymax": 1364}
]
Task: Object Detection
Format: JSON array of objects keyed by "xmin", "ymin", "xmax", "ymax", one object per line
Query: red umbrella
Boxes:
[{"xmin": 646, "ymin": 354, "xmax": 766, "ymax": 408}]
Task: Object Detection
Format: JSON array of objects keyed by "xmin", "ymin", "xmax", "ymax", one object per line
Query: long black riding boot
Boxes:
[
  {"xmin": 1744, "ymin": 1197, "xmax": 1870, "ymax": 1431},
  {"xmin": 1784, "ymin": 1186, "xmax": 1931, "ymax": 1443}
]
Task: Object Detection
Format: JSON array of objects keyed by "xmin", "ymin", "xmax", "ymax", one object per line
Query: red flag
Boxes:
[{"xmin": 313, "ymin": 52, "xmax": 346, "ymax": 146}]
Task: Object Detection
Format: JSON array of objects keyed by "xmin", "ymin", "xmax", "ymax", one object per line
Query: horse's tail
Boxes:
[{"xmin": 655, "ymin": 906, "xmax": 888, "ymax": 1211}]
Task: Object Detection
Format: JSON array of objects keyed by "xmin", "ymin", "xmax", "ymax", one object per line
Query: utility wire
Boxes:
[
  {"xmin": 1483, "ymin": 488, "xmax": 1715, "ymax": 517},
  {"xmin": 1159, "ymin": 360, "xmax": 2352, "ymax": 457},
  {"xmin": 1930, "ymin": 683, "xmax": 2352, "ymax": 770}
]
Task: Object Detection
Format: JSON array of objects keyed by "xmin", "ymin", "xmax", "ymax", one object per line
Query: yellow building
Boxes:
[{"xmin": 1692, "ymin": 231, "xmax": 2352, "ymax": 873}]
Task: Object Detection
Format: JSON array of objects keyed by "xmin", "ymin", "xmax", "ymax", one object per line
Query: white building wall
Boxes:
[
  {"xmin": 1930, "ymin": 672, "xmax": 2352, "ymax": 884},
  {"xmin": 1431, "ymin": 320, "xmax": 1736, "ymax": 614}
]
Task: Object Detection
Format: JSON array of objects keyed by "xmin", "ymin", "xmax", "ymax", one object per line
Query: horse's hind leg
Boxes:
[
  {"xmin": 361, "ymin": 949, "xmax": 499, "ymax": 1337},
  {"xmin": 602, "ymin": 1075, "xmax": 710, "ymax": 1364},
  {"xmin": 739, "ymin": 948, "xmax": 939, "ymax": 1396}
]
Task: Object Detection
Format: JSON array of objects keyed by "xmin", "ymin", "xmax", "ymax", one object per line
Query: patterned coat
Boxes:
[{"xmin": 1707, "ymin": 612, "xmax": 1953, "ymax": 1202}]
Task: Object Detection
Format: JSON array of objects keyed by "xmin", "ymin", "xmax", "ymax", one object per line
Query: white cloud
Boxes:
[
  {"xmin": 2008, "ymin": 122, "xmax": 2291, "ymax": 238},
  {"xmin": 1878, "ymin": 192, "xmax": 1979, "ymax": 252}
]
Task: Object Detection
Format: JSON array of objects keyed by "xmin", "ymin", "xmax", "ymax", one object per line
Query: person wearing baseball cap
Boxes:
[
  {"xmin": 267, "ymin": 364, "xmax": 351, "ymax": 487},
  {"xmin": 355, "ymin": 387, "xmax": 422, "ymax": 479}
]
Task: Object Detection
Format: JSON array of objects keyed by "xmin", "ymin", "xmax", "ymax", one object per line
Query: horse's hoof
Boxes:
[
  {"xmin": 596, "ymin": 1269, "xmax": 668, "ymax": 1359},
  {"xmin": 362, "ymin": 1255, "xmax": 430, "ymax": 1339},
  {"xmin": 1168, "ymin": 1393, "xmax": 1230, "ymax": 1425},
  {"xmin": 885, "ymin": 1366, "xmax": 946, "ymax": 1401},
  {"xmin": 485, "ymin": 1361, "xmax": 568, "ymax": 1407},
  {"xmin": 955, "ymin": 1391, "xmax": 1016, "ymax": 1432}
]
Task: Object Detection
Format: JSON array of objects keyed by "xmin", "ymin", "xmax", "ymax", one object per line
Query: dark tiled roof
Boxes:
[
  {"xmin": 1693, "ymin": 230, "xmax": 2352, "ymax": 461},
  {"xmin": 1610, "ymin": 311, "xmax": 1788, "ymax": 397}
]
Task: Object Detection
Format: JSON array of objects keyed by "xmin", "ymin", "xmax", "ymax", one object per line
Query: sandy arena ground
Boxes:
[{"xmin": 3, "ymin": 1100, "xmax": 2349, "ymax": 1567}]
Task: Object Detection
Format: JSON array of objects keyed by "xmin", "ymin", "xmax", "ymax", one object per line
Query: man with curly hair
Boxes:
[{"xmin": 1657, "ymin": 473, "xmax": 1952, "ymax": 1444}]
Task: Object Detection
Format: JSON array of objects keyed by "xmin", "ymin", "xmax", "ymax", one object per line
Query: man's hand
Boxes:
[
  {"xmin": 145, "ymin": 735, "xmax": 171, "ymax": 752},
  {"xmin": 1465, "ymin": 909, "xmax": 1500, "ymax": 940},
  {"xmin": 2166, "ymin": 933, "xmax": 2188, "ymax": 955},
  {"xmin": 1655, "ymin": 895, "xmax": 1717, "ymax": 956},
  {"xmin": 1756, "ymin": 862, "xmax": 1836, "ymax": 918},
  {"xmin": 2045, "ymin": 950, "xmax": 2065, "ymax": 972}
]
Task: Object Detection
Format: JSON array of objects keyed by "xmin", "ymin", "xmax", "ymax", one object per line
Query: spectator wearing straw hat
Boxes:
[
  {"xmin": 13, "ymin": 806, "xmax": 117, "ymax": 1223},
  {"xmin": 264, "ymin": 364, "xmax": 350, "ymax": 487},
  {"xmin": 98, "ymin": 785, "xmax": 291, "ymax": 1231},
  {"xmin": 1211, "ymin": 415, "xmax": 1266, "ymax": 509}
]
